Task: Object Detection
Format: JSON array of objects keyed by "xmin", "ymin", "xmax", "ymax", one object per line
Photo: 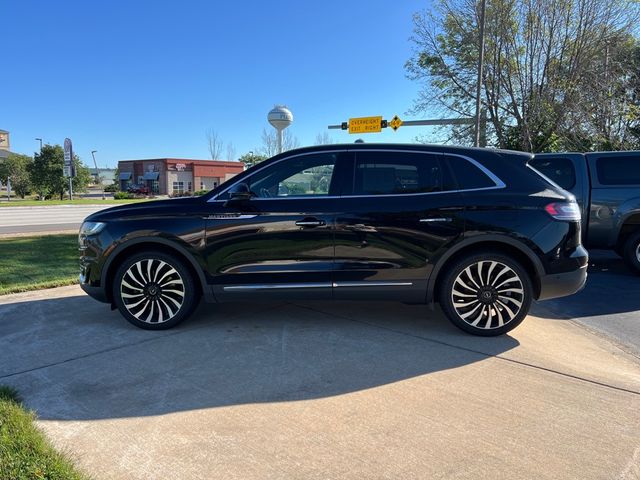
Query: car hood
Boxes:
[{"xmin": 83, "ymin": 197, "xmax": 206, "ymax": 222}]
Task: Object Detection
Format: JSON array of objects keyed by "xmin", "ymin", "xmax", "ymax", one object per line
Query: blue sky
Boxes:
[{"xmin": 5, "ymin": 0, "xmax": 433, "ymax": 167}]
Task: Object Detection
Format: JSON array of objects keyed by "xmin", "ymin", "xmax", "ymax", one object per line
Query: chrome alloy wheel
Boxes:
[
  {"xmin": 120, "ymin": 259, "xmax": 185, "ymax": 324},
  {"xmin": 450, "ymin": 261, "xmax": 525, "ymax": 330},
  {"xmin": 636, "ymin": 243, "xmax": 640, "ymax": 263}
]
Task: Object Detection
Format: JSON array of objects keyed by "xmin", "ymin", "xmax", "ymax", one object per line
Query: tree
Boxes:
[
  {"xmin": 29, "ymin": 144, "xmax": 92, "ymax": 199},
  {"xmin": 206, "ymin": 128, "xmax": 223, "ymax": 160},
  {"xmin": 405, "ymin": 0, "xmax": 640, "ymax": 152},
  {"xmin": 315, "ymin": 132, "xmax": 334, "ymax": 145},
  {"xmin": 259, "ymin": 128, "xmax": 300, "ymax": 157},
  {"xmin": 238, "ymin": 152, "xmax": 267, "ymax": 169},
  {"xmin": 0, "ymin": 153, "xmax": 33, "ymax": 199},
  {"xmin": 226, "ymin": 142, "xmax": 236, "ymax": 161}
]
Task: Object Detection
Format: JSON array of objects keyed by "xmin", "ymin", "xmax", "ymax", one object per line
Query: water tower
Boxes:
[{"xmin": 268, "ymin": 105, "xmax": 293, "ymax": 154}]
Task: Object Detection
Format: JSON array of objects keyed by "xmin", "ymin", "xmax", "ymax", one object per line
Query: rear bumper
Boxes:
[{"xmin": 538, "ymin": 265, "xmax": 587, "ymax": 300}]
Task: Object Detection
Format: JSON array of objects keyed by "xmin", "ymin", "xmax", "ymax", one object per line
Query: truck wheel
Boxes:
[
  {"xmin": 623, "ymin": 231, "xmax": 640, "ymax": 274},
  {"xmin": 113, "ymin": 251, "xmax": 199, "ymax": 330},
  {"xmin": 439, "ymin": 252, "xmax": 533, "ymax": 336}
]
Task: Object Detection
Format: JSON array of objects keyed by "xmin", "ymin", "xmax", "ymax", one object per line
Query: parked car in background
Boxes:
[
  {"xmin": 79, "ymin": 144, "xmax": 587, "ymax": 336},
  {"xmin": 127, "ymin": 183, "xmax": 150, "ymax": 195},
  {"xmin": 531, "ymin": 151, "xmax": 640, "ymax": 272}
]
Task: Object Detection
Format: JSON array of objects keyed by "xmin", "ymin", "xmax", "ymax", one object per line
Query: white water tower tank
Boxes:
[{"xmin": 268, "ymin": 105, "xmax": 293, "ymax": 153}]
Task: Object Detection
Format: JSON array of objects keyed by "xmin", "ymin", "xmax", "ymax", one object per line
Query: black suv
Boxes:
[{"xmin": 79, "ymin": 144, "xmax": 588, "ymax": 336}]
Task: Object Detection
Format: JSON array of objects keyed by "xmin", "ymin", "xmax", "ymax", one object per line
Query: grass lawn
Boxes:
[
  {"xmin": 0, "ymin": 198, "xmax": 149, "ymax": 207},
  {"xmin": 0, "ymin": 386, "xmax": 89, "ymax": 480},
  {"xmin": 0, "ymin": 234, "xmax": 79, "ymax": 295}
]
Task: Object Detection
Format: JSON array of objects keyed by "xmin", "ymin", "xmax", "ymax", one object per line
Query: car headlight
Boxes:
[{"xmin": 80, "ymin": 222, "xmax": 106, "ymax": 236}]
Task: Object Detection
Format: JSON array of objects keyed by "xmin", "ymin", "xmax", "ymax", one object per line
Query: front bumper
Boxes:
[
  {"xmin": 79, "ymin": 272, "xmax": 109, "ymax": 303},
  {"xmin": 538, "ymin": 265, "xmax": 588, "ymax": 300}
]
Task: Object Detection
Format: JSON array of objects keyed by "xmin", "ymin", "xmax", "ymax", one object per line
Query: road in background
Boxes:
[{"xmin": 0, "ymin": 205, "xmax": 116, "ymax": 235}]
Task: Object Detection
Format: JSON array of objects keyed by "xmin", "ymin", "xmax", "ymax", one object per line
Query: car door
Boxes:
[
  {"xmin": 204, "ymin": 150, "xmax": 349, "ymax": 301},
  {"xmin": 333, "ymin": 149, "xmax": 466, "ymax": 302}
]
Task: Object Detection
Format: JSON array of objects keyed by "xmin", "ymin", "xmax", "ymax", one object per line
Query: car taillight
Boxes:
[{"xmin": 544, "ymin": 202, "xmax": 581, "ymax": 221}]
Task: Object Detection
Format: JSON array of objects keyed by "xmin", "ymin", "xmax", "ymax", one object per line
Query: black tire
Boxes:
[
  {"xmin": 112, "ymin": 251, "xmax": 199, "ymax": 330},
  {"xmin": 623, "ymin": 231, "xmax": 640, "ymax": 274},
  {"xmin": 438, "ymin": 252, "xmax": 533, "ymax": 336}
]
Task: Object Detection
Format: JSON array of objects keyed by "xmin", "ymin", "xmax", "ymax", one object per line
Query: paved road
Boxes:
[
  {"xmin": 0, "ymin": 205, "xmax": 116, "ymax": 235},
  {"xmin": 536, "ymin": 249, "xmax": 640, "ymax": 357},
  {"xmin": 1, "ymin": 286, "xmax": 638, "ymax": 480}
]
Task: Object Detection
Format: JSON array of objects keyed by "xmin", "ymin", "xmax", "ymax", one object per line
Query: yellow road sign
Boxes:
[
  {"xmin": 348, "ymin": 116, "xmax": 383, "ymax": 134},
  {"xmin": 389, "ymin": 115, "xmax": 403, "ymax": 131}
]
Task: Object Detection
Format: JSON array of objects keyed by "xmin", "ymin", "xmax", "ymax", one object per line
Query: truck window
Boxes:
[
  {"xmin": 529, "ymin": 157, "xmax": 576, "ymax": 190},
  {"xmin": 596, "ymin": 156, "xmax": 640, "ymax": 185}
]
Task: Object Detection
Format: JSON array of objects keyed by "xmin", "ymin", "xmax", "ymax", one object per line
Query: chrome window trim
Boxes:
[
  {"xmin": 223, "ymin": 281, "xmax": 413, "ymax": 291},
  {"xmin": 208, "ymin": 148, "xmax": 506, "ymax": 203}
]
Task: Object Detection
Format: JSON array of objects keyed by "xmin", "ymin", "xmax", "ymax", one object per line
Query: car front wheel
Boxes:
[
  {"xmin": 439, "ymin": 252, "xmax": 533, "ymax": 336},
  {"xmin": 113, "ymin": 251, "xmax": 199, "ymax": 330}
]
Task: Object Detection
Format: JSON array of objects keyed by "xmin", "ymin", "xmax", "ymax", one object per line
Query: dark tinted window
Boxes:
[
  {"xmin": 353, "ymin": 152, "xmax": 444, "ymax": 195},
  {"xmin": 444, "ymin": 155, "xmax": 498, "ymax": 189},
  {"xmin": 529, "ymin": 157, "xmax": 576, "ymax": 189},
  {"xmin": 596, "ymin": 156, "xmax": 640, "ymax": 185}
]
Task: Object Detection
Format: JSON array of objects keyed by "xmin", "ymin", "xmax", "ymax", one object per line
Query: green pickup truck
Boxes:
[{"xmin": 531, "ymin": 151, "xmax": 640, "ymax": 273}]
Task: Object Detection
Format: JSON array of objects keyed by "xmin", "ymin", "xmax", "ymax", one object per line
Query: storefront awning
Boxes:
[
  {"xmin": 119, "ymin": 172, "xmax": 132, "ymax": 180},
  {"xmin": 142, "ymin": 172, "xmax": 159, "ymax": 180}
]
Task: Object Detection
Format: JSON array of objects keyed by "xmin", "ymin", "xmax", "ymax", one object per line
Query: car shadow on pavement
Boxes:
[
  {"xmin": 0, "ymin": 294, "xmax": 519, "ymax": 421},
  {"xmin": 533, "ymin": 249, "xmax": 640, "ymax": 320}
]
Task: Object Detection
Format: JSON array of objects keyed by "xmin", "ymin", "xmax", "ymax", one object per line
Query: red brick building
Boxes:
[{"xmin": 118, "ymin": 158, "xmax": 244, "ymax": 195}]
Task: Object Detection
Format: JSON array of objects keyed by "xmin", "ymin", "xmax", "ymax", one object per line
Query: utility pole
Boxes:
[{"xmin": 474, "ymin": 0, "xmax": 487, "ymax": 148}]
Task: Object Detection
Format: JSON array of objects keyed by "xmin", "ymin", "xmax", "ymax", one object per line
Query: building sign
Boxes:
[
  {"xmin": 63, "ymin": 138, "xmax": 75, "ymax": 178},
  {"xmin": 175, "ymin": 163, "xmax": 186, "ymax": 171}
]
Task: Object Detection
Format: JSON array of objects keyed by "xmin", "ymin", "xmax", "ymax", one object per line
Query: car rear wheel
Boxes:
[
  {"xmin": 439, "ymin": 252, "xmax": 533, "ymax": 336},
  {"xmin": 113, "ymin": 251, "xmax": 199, "ymax": 330},
  {"xmin": 623, "ymin": 231, "xmax": 640, "ymax": 274}
]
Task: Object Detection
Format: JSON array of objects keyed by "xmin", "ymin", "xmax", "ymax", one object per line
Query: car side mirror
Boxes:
[{"xmin": 224, "ymin": 182, "xmax": 252, "ymax": 206}]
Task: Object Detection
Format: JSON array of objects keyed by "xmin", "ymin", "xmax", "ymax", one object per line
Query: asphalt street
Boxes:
[
  {"xmin": 0, "ymin": 286, "xmax": 639, "ymax": 479},
  {"xmin": 537, "ymin": 249, "xmax": 640, "ymax": 357},
  {"xmin": 0, "ymin": 204, "xmax": 114, "ymax": 234}
]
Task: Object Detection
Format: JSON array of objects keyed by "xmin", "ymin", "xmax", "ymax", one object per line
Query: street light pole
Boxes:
[
  {"xmin": 35, "ymin": 138, "xmax": 42, "ymax": 151},
  {"xmin": 91, "ymin": 150, "xmax": 104, "ymax": 200},
  {"xmin": 474, "ymin": 0, "xmax": 487, "ymax": 148}
]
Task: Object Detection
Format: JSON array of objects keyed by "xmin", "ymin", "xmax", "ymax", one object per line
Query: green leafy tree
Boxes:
[
  {"xmin": 406, "ymin": 0, "xmax": 640, "ymax": 152},
  {"xmin": 238, "ymin": 152, "xmax": 267, "ymax": 169},
  {"xmin": 29, "ymin": 144, "xmax": 92, "ymax": 199},
  {"xmin": 0, "ymin": 153, "xmax": 33, "ymax": 198}
]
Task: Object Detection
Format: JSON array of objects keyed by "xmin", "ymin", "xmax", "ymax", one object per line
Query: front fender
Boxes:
[{"xmin": 609, "ymin": 196, "xmax": 640, "ymax": 245}]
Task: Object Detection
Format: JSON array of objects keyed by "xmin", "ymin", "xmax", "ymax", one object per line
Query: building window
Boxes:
[
  {"xmin": 200, "ymin": 181, "xmax": 205, "ymax": 191},
  {"xmin": 172, "ymin": 181, "xmax": 184, "ymax": 195},
  {"xmin": 150, "ymin": 180, "xmax": 159, "ymax": 194},
  {"xmin": 187, "ymin": 181, "xmax": 192, "ymax": 192}
]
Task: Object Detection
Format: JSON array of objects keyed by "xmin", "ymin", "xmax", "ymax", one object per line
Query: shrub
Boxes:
[
  {"xmin": 194, "ymin": 190, "xmax": 209, "ymax": 196},
  {"xmin": 113, "ymin": 191, "xmax": 134, "ymax": 200},
  {"xmin": 103, "ymin": 184, "xmax": 118, "ymax": 193}
]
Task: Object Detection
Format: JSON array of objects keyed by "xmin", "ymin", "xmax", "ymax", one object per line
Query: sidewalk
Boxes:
[{"xmin": 1, "ymin": 286, "xmax": 639, "ymax": 479}]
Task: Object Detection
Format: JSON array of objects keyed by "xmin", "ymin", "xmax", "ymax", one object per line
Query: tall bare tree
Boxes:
[
  {"xmin": 206, "ymin": 128, "xmax": 223, "ymax": 160},
  {"xmin": 315, "ymin": 132, "xmax": 334, "ymax": 145},
  {"xmin": 259, "ymin": 128, "xmax": 300, "ymax": 157},
  {"xmin": 406, "ymin": 0, "xmax": 640, "ymax": 152},
  {"xmin": 226, "ymin": 142, "xmax": 236, "ymax": 161}
]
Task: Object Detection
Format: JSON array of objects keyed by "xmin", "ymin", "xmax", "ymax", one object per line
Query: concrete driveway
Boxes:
[{"xmin": 1, "ymin": 286, "xmax": 639, "ymax": 480}]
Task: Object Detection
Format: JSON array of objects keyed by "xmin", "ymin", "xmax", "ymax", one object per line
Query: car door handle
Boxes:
[
  {"xmin": 295, "ymin": 218, "xmax": 326, "ymax": 227},
  {"xmin": 420, "ymin": 217, "xmax": 452, "ymax": 223}
]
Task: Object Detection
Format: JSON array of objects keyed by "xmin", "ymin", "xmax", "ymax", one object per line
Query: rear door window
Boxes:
[
  {"xmin": 352, "ymin": 151, "xmax": 444, "ymax": 195},
  {"xmin": 596, "ymin": 155, "xmax": 640, "ymax": 185},
  {"xmin": 529, "ymin": 157, "xmax": 576, "ymax": 190},
  {"xmin": 444, "ymin": 155, "xmax": 499, "ymax": 190}
]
